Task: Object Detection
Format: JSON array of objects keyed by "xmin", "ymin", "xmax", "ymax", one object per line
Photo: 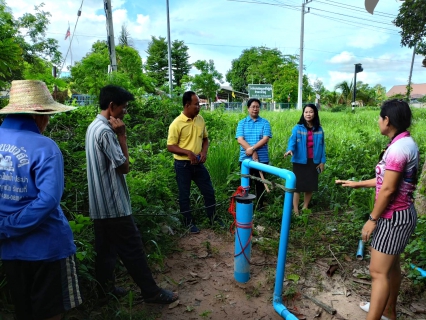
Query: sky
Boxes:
[{"xmin": 6, "ymin": 0, "xmax": 425, "ymax": 93}]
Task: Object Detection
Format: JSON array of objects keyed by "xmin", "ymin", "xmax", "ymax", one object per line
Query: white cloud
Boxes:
[
  {"xmin": 328, "ymin": 51, "xmax": 355, "ymax": 64},
  {"xmin": 347, "ymin": 32, "xmax": 390, "ymax": 49}
]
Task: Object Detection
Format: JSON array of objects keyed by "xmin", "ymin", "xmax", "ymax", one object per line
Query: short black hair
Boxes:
[
  {"xmin": 183, "ymin": 91, "xmax": 196, "ymax": 107},
  {"xmin": 247, "ymin": 98, "xmax": 261, "ymax": 108},
  {"xmin": 297, "ymin": 103, "xmax": 321, "ymax": 130},
  {"xmin": 380, "ymin": 99, "xmax": 412, "ymax": 134},
  {"xmin": 99, "ymin": 85, "xmax": 135, "ymax": 110}
]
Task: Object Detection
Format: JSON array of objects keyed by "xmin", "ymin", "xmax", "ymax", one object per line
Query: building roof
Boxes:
[{"xmin": 386, "ymin": 83, "xmax": 426, "ymax": 99}]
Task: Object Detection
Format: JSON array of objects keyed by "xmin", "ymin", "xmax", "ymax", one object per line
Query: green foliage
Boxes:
[
  {"xmin": 226, "ymin": 47, "xmax": 305, "ymax": 103},
  {"xmin": 183, "ymin": 59, "xmax": 223, "ymax": 104},
  {"xmin": 171, "ymin": 40, "xmax": 191, "ymax": 87},
  {"xmin": 70, "ymin": 41, "xmax": 155, "ymax": 95},
  {"xmin": 145, "ymin": 36, "xmax": 169, "ymax": 87},
  {"xmin": 145, "ymin": 36, "xmax": 191, "ymax": 88},
  {"xmin": 393, "ymin": 0, "xmax": 426, "ymax": 55},
  {"xmin": 0, "ymin": 1, "xmax": 61, "ymax": 86}
]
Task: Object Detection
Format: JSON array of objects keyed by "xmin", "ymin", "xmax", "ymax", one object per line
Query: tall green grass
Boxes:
[{"xmin": 204, "ymin": 108, "xmax": 426, "ymax": 212}]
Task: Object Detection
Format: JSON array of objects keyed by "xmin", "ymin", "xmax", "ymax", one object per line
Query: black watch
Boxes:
[{"xmin": 369, "ymin": 215, "xmax": 378, "ymax": 222}]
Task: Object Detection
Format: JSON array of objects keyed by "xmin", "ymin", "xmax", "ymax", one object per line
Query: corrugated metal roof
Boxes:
[{"xmin": 386, "ymin": 83, "xmax": 426, "ymax": 98}]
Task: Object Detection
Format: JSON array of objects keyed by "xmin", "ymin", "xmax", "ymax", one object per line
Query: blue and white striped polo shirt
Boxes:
[
  {"xmin": 236, "ymin": 116, "xmax": 272, "ymax": 163},
  {"xmin": 85, "ymin": 115, "xmax": 131, "ymax": 219}
]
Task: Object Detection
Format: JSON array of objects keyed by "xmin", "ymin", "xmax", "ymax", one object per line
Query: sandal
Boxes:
[
  {"xmin": 144, "ymin": 288, "xmax": 178, "ymax": 305},
  {"xmin": 359, "ymin": 302, "xmax": 390, "ymax": 320}
]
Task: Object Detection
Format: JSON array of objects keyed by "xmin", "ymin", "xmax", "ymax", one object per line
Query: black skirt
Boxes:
[{"xmin": 293, "ymin": 159, "xmax": 319, "ymax": 192}]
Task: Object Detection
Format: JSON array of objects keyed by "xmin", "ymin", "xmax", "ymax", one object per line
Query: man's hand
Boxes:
[
  {"xmin": 252, "ymin": 151, "xmax": 259, "ymax": 161},
  {"xmin": 109, "ymin": 116, "xmax": 126, "ymax": 136},
  {"xmin": 245, "ymin": 147, "xmax": 255, "ymax": 157},
  {"xmin": 188, "ymin": 152, "xmax": 198, "ymax": 165},
  {"xmin": 199, "ymin": 151, "xmax": 207, "ymax": 163}
]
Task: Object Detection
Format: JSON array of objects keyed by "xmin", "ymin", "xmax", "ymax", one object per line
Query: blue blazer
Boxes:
[{"xmin": 286, "ymin": 124, "xmax": 326, "ymax": 164}]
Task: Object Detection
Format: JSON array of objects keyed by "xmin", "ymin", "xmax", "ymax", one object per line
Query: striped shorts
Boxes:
[
  {"xmin": 4, "ymin": 255, "xmax": 83, "ymax": 320},
  {"xmin": 371, "ymin": 204, "xmax": 417, "ymax": 255}
]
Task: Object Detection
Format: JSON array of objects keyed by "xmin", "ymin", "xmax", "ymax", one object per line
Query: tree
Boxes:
[
  {"xmin": 334, "ymin": 80, "xmax": 353, "ymax": 105},
  {"xmin": 145, "ymin": 36, "xmax": 191, "ymax": 88},
  {"xmin": 145, "ymin": 36, "xmax": 169, "ymax": 87},
  {"xmin": 71, "ymin": 41, "xmax": 154, "ymax": 95},
  {"xmin": 183, "ymin": 60, "xmax": 223, "ymax": 105},
  {"xmin": 171, "ymin": 40, "xmax": 191, "ymax": 87},
  {"xmin": 118, "ymin": 23, "xmax": 133, "ymax": 47},
  {"xmin": 393, "ymin": 0, "xmax": 426, "ymax": 55},
  {"xmin": 15, "ymin": 3, "xmax": 62, "ymax": 65},
  {"xmin": 226, "ymin": 47, "xmax": 283, "ymax": 93},
  {"xmin": 0, "ymin": 1, "xmax": 61, "ymax": 87},
  {"xmin": 0, "ymin": 1, "xmax": 21, "ymax": 87},
  {"xmin": 226, "ymin": 47, "xmax": 305, "ymax": 103}
]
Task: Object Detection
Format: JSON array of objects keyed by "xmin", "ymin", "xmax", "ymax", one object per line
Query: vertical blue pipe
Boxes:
[
  {"xmin": 234, "ymin": 198, "xmax": 254, "ymax": 282},
  {"xmin": 356, "ymin": 239, "xmax": 364, "ymax": 260},
  {"xmin": 236, "ymin": 160, "xmax": 298, "ymax": 319},
  {"xmin": 234, "ymin": 160, "xmax": 253, "ymax": 283}
]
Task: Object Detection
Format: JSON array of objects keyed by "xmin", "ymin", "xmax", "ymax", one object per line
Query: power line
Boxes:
[
  {"xmin": 308, "ymin": 6, "xmax": 396, "ymax": 26},
  {"xmin": 322, "ymin": 0, "xmax": 396, "ymax": 18},
  {"xmin": 314, "ymin": 0, "xmax": 395, "ymax": 19},
  {"xmin": 310, "ymin": 12, "xmax": 400, "ymax": 34},
  {"xmin": 227, "ymin": 0, "xmax": 300, "ymax": 11}
]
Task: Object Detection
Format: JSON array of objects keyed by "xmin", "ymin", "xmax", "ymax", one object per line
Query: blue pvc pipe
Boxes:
[
  {"xmin": 238, "ymin": 159, "xmax": 298, "ymax": 319},
  {"xmin": 410, "ymin": 264, "xmax": 426, "ymax": 277},
  {"xmin": 234, "ymin": 200, "xmax": 253, "ymax": 282},
  {"xmin": 356, "ymin": 239, "xmax": 364, "ymax": 260}
]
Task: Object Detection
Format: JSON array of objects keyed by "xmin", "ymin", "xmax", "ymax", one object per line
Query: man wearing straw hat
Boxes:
[
  {"xmin": 85, "ymin": 84, "xmax": 178, "ymax": 304},
  {"xmin": 0, "ymin": 80, "xmax": 82, "ymax": 320}
]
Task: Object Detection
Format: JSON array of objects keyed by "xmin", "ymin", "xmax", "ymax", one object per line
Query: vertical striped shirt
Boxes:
[{"xmin": 85, "ymin": 115, "xmax": 131, "ymax": 219}]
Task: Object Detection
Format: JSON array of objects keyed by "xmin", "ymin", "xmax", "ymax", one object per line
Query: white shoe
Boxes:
[{"xmin": 359, "ymin": 302, "xmax": 391, "ymax": 320}]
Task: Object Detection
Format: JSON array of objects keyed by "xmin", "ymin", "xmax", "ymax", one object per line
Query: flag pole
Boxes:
[{"xmin": 69, "ymin": 22, "xmax": 72, "ymax": 68}]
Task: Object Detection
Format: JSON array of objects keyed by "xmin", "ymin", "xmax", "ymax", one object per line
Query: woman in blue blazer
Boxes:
[{"xmin": 284, "ymin": 104, "xmax": 326, "ymax": 214}]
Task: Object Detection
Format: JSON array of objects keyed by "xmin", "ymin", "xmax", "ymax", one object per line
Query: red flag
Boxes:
[{"xmin": 65, "ymin": 27, "xmax": 70, "ymax": 40}]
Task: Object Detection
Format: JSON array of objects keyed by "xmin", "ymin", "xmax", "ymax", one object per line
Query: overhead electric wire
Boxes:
[
  {"xmin": 58, "ymin": 0, "xmax": 84, "ymax": 75},
  {"xmin": 310, "ymin": 12, "xmax": 400, "ymax": 35},
  {"xmin": 308, "ymin": 7, "xmax": 396, "ymax": 26},
  {"xmin": 322, "ymin": 0, "xmax": 396, "ymax": 18},
  {"xmin": 314, "ymin": 0, "xmax": 395, "ymax": 19},
  {"xmin": 227, "ymin": 0, "xmax": 300, "ymax": 12}
]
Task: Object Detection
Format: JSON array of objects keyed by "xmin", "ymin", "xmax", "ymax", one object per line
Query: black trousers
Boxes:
[{"xmin": 94, "ymin": 215, "xmax": 160, "ymax": 298}]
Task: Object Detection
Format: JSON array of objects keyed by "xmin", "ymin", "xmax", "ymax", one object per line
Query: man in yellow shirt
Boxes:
[{"xmin": 167, "ymin": 91, "xmax": 217, "ymax": 234}]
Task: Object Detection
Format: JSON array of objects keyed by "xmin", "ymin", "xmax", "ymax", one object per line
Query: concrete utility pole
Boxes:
[
  {"xmin": 297, "ymin": 0, "xmax": 311, "ymax": 110},
  {"xmin": 166, "ymin": 0, "xmax": 173, "ymax": 96},
  {"xmin": 104, "ymin": 0, "xmax": 117, "ymax": 72},
  {"xmin": 407, "ymin": 44, "xmax": 416, "ymax": 102}
]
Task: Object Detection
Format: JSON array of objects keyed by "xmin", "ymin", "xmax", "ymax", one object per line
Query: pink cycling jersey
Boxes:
[{"xmin": 375, "ymin": 131, "xmax": 419, "ymax": 219}]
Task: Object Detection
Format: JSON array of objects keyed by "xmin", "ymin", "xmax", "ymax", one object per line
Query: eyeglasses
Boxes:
[{"xmin": 249, "ymin": 105, "xmax": 260, "ymax": 109}]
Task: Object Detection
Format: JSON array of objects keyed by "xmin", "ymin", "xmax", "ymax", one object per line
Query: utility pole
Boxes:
[
  {"xmin": 407, "ymin": 44, "xmax": 416, "ymax": 102},
  {"xmin": 297, "ymin": 0, "xmax": 311, "ymax": 110},
  {"xmin": 104, "ymin": 0, "xmax": 117, "ymax": 72},
  {"xmin": 166, "ymin": 0, "xmax": 173, "ymax": 96},
  {"xmin": 352, "ymin": 63, "xmax": 363, "ymax": 111}
]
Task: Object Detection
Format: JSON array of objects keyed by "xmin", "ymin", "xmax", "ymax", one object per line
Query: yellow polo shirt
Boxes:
[{"xmin": 167, "ymin": 112, "xmax": 208, "ymax": 160}]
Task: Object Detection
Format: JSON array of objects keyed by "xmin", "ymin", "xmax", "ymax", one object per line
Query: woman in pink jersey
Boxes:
[{"xmin": 336, "ymin": 99, "xmax": 419, "ymax": 320}]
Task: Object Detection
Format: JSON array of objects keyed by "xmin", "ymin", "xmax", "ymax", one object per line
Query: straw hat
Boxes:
[{"xmin": 0, "ymin": 80, "xmax": 76, "ymax": 115}]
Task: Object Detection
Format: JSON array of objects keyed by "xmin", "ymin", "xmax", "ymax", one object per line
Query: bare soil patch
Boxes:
[{"xmin": 130, "ymin": 228, "xmax": 425, "ymax": 320}]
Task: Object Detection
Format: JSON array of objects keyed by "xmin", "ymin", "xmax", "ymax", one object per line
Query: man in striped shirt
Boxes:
[
  {"xmin": 236, "ymin": 98, "xmax": 272, "ymax": 209},
  {"xmin": 85, "ymin": 85, "xmax": 178, "ymax": 304}
]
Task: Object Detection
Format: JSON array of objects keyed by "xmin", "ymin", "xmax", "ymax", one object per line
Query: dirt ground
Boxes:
[{"xmin": 132, "ymin": 228, "xmax": 426, "ymax": 320}]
